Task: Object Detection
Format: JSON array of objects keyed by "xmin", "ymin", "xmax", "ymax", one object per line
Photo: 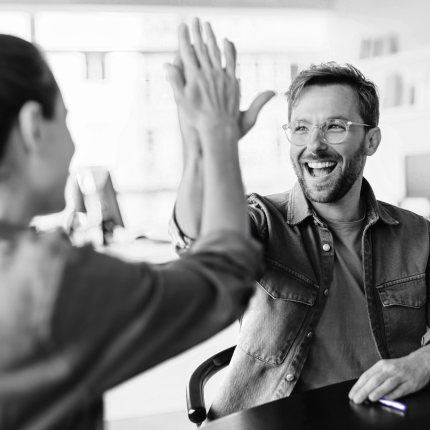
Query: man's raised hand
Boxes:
[
  {"xmin": 165, "ymin": 19, "xmax": 240, "ymax": 141},
  {"xmin": 165, "ymin": 18, "xmax": 275, "ymax": 149}
]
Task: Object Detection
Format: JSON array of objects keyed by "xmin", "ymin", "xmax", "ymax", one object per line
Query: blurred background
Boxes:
[{"xmin": 2, "ymin": 0, "xmax": 430, "ymax": 428}]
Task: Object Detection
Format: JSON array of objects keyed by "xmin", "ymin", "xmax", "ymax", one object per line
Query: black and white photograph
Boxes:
[{"xmin": 1, "ymin": 0, "xmax": 430, "ymax": 429}]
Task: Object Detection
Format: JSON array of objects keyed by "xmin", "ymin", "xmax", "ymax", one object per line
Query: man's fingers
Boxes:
[
  {"xmin": 368, "ymin": 377, "xmax": 401, "ymax": 401},
  {"xmin": 348, "ymin": 363, "xmax": 384, "ymax": 401},
  {"xmin": 351, "ymin": 374, "xmax": 387, "ymax": 404},
  {"xmin": 204, "ymin": 21, "xmax": 222, "ymax": 69},
  {"xmin": 224, "ymin": 38, "xmax": 237, "ymax": 77},
  {"xmin": 178, "ymin": 23, "xmax": 199, "ymax": 76},
  {"xmin": 240, "ymin": 91, "xmax": 276, "ymax": 136},
  {"xmin": 382, "ymin": 382, "xmax": 410, "ymax": 401},
  {"xmin": 191, "ymin": 17, "xmax": 211, "ymax": 70},
  {"xmin": 164, "ymin": 63, "xmax": 185, "ymax": 102}
]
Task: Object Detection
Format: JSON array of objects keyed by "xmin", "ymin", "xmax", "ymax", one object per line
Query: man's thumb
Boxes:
[{"xmin": 241, "ymin": 90, "xmax": 276, "ymax": 136}]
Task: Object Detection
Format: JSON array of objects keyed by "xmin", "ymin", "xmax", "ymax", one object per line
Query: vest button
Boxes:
[
  {"xmin": 286, "ymin": 374, "xmax": 295, "ymax": 382},
  {"xmin": 323, "ymin": 244, "xmax": 331, "ymax": 251},
  {"xmin": 307, "ymin": 332, "xmax": 313, "ymax": 339},
  {"xmin": 324, "ymin": 289, "xmax": 329, "ymax": 297}
]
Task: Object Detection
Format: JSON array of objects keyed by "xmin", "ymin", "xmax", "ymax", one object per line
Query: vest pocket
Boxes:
[
  {"xmin": 376, "ymin": 273, "xmax": 427, "ymax": 357},
  {"xmin": 238, "ymin": 259, "xmax": 318, "ymax": 365}
]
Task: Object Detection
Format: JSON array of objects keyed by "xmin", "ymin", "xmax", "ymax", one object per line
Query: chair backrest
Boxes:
[{"xmin": 186, "ymin": 345, "xmax": 236, "ymax": 426}]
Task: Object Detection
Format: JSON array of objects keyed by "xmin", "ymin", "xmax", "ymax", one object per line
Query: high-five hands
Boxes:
[
  {"xmin": 165, "ymin": 18, "xmax": 242, "ymax": 145},
  {"xmin": 349, "ymin": 346, "xmax": 430, "ymax": 404},
  {"xmin": 164, "ymin": 18, "xmax": 275, "ymax": 152}
]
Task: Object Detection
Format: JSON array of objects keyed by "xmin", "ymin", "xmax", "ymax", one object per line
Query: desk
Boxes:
[{"xmin": 204, "ymin": 379, "xmax": 430, "ymax": 430}]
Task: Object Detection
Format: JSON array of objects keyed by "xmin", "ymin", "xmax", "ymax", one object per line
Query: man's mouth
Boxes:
[{"xmin": 305, "ymin": 161, "xmax": 337, "ymax": 178}]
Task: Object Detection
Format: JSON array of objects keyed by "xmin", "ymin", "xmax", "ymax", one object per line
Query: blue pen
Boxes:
[{"xmin": 377, "ymin": 398, "xmax": 408, "ymax": 412}]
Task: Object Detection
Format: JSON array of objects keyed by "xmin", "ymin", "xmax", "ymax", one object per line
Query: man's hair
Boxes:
[
  {"xmin": 0, "ymin": 34, "xmax": 57, "ymax": 161},
  {"xmin": 286, "ymin": 62, "xmax": 379, "ymax": 127}
]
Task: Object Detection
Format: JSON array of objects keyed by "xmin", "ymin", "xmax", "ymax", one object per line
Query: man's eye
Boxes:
[
  {"xmin": 327, "ymin": 123, "xmax": 346, "ymax": 131},
  {"xmin": 293, "ymin": 125, "xmax": 309, "ymax": 133}
]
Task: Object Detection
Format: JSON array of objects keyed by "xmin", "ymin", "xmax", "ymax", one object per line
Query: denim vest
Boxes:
[{"xmin": 207, "ymin": 179, "xmax": 430, "ymax": 419}]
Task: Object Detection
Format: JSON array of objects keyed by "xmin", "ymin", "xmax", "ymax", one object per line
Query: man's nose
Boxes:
[{"xmin": 306, "ymin": 126, "xmax": 328, "ymax": 154}]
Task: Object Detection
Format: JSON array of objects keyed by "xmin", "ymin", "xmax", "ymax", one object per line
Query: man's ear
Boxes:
[
  {"xmin": 364, "ymin": 127, "xmax": 381, "ymax": 156},
  {"xmin": 18, "ymin": 101, "xmax": 44, "ymax": 154}
]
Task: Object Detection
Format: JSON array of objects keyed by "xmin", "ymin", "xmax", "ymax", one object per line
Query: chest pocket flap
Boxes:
[
  {"xmin": 239, "ymin": 258, "xmax": 318, "ymax": 365},
  {"xmin": 377, "ymin": 273, "xmax": 426, "ymax": 308},
  {"xmin": 259, "ymin": 257, "xmax": 318, "ymax": 305}
]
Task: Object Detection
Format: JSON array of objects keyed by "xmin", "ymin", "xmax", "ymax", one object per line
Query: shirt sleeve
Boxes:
[
  {"xmin": 50, "ymin": 230, "xmax": 262, "ymax": 396},
  {"xmin": 168, "ymin": 208, "xmax": 195, "ymax": 254},
  {"xmin": 168, "ymin": 199, "xmax": 266, "ymax": 255}
]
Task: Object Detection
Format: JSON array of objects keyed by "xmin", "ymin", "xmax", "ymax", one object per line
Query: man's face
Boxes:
[{"xmin": 289, "ymin": 84, "xmax": 368, "ymax": 204}]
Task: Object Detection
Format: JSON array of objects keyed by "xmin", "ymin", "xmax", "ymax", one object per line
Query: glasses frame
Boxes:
[{"xmin": 282, "ymin": 119, "xmax": 373, "ymax": 146}]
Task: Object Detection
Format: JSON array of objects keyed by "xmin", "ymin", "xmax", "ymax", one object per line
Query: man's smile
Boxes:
[{"xmin": 302, "ymin": 160, "xmax": 339, "ymax": 179}]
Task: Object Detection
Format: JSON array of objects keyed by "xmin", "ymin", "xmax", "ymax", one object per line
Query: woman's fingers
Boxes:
[
  {"xmin": 173, "ymin": 55, "xmax": 184, "ymax": 71},
  {"xmin": 172, "ymin": 18, "xmax": 241, "ymax": 132},
  {"xmin": 164, "ymin": 63, "xmax": 185, "ymax": 102},
  {"xmin": 173, "ymin": 55, "xmax": 185, "ymax": 83},
  {"xmin": 180, "ymin": 19, "xmax": 234, "ymax": 76},
  {"xmin": 191, "ymin": 18, "xmax": 211, "ymax": 70},
  {"xmin": 178, "ymin": 23, "xmax": 199, "ymax": 79},
  {"xmin": 204, "ymin": 22, "xmax": 222, "ymax": 69}
]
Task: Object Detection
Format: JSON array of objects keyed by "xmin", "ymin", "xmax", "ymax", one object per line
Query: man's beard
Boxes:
[{"xmin": 291, "ymin": 139, "xmax": 366, "ymax": 204}]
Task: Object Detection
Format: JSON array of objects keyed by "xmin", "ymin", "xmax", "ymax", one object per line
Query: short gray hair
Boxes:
[{"xmin": 286, "ymin": 62, "xmax": 379, "ymax": 127}]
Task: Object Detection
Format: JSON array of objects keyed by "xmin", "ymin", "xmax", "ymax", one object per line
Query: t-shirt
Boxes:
[
  {"xmin": 294, "ymin": 214, "xmax": 380, "ymax": 393},
  {"xmin": 0, "ymin": 224, "xmax": 262, "ymax": 430}
]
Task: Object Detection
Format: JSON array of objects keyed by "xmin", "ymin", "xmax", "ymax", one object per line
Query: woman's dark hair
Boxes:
[
  {"xmin": 0, "ymin": 34, "xmax": 58, "ymax": 161},
  {"xmin": 285, "ymin": 62, "xmax": 379, "ymax": 127}
]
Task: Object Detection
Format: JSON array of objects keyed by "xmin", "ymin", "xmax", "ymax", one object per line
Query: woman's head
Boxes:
[
  {"xmin": 0, "ymin": 35, "xmax": 75, "ymax": 221},
  {"xmin": 0, "ymin": 35, "xmax": 58, "ymax": 160}
]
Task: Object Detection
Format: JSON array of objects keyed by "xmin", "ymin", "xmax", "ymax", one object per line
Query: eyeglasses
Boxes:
[{"xmin": 282, "ymin": 119, "xmax": 372, "ymax": 146}]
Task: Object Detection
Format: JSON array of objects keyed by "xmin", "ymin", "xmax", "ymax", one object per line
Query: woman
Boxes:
[{"xmin": 0, "ymin": 20, "xmax": 262, "ymax": 429}]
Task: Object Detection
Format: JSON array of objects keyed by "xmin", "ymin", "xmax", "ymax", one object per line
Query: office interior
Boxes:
[{"xmin": 1, "ymin": 0, "xmax": 430, "ymax": 428}]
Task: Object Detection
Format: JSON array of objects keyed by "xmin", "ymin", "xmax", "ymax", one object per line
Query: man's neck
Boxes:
[{"xmin": 310, "ymin": 178, "xmax": 364, "ymax": 223}]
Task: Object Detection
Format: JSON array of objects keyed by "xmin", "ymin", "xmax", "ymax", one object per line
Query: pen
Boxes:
[{"xmin": 377, "ymin": 398, "xmax": 408, "ymax": 412}]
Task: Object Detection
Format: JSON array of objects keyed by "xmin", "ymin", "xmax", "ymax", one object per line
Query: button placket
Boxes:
[
  {"xmin": 319, "ymin": 226, "xmax": 334, "ymax": 305},
  {"xmin": 279, "ymin": 221, "xmax": 334, "ymax": 396}
]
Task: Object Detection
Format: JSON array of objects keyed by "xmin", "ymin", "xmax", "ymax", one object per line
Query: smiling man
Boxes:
[{"xmin": 171, "ymin": 62, "xmax": 430, "ymax": 420}]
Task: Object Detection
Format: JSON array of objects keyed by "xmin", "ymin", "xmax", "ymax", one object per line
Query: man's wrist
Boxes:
[{"xmin": 410, "ymin": 344, "xmax": 430, "ymax": 372}]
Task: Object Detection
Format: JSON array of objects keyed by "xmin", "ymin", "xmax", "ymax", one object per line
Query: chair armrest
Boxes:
[{"xmin": 186, "ymin": 345, "xmax": 236, "ymax": 425}]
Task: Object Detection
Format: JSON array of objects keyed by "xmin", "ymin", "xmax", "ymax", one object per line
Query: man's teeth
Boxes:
[
  {"xmin": 306, "ymin": 161, "xmax": 337, "ymax": 178},
  {"xmin": 307, "ymin": 162, "xmax": 336, "ymax": 169}
]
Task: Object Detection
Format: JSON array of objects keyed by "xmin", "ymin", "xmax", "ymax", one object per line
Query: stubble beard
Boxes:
[{"xmin": 291, "ymin": 139, "xmax": 366, "ymax": 204}]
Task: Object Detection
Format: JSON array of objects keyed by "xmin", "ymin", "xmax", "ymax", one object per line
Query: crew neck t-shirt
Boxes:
[{"xmin": 293, "ymin": 215, "xmax": 380, "ymax": 393}]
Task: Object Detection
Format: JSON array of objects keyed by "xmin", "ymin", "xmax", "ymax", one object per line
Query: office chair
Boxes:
[{"xmin": 186, "ymin": 345, "xmax": 236, "ymax": 426}]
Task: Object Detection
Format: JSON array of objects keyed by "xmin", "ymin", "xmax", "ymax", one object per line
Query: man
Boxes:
[
  {"xmin": 171, "ymin": 61, "xmax": 430, "ymax": 420},
  {"xmin": 0, "ymin": 21, "xmax": 263, "ymax": 429}
]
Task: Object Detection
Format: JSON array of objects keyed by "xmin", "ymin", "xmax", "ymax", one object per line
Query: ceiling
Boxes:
[{"xmin": 0, "ymin": 0, "xmax": 333, "ymax": 8}]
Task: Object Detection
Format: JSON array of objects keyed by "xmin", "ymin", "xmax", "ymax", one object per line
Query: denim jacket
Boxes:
[{"xmin": 171, "ymin": 178, "xmax": 430, "ymax": 419}]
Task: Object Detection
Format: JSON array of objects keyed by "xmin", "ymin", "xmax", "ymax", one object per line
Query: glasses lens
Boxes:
[
  {"xmin": 323, "ymin": 119, "xmax": 347, "ymax": 144},
  {"xmin": 285, "ymin": 121, "xmax": 309, "ymax": 146}
]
